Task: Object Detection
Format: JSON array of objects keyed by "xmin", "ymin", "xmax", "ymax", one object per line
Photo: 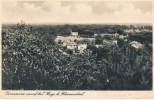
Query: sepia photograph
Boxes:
[{"xmin": 0, "ymin": 0, "xmax": 153, "ymax": 98}]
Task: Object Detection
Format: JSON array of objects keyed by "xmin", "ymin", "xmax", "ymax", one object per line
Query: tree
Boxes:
[{"xmin": 95, "ymin": 35, "xmax": 103, "ymax": 44}]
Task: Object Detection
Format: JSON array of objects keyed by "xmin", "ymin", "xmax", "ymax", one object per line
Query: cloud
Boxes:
[
  {"xmin": 1, "ymin": 1, "xmax": 152, "ymax": 24},
  {"xmin": 133, "ymin": 1, "xmax": 152, "ymax": 13}
]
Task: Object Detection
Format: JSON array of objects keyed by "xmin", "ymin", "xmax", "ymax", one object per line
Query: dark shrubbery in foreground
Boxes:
[{"xmin": 2, "ymin": 23, "xmax": 152, "ymax": 90}]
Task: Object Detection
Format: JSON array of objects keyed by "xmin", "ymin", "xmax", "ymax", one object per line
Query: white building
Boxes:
[
  {"xmin": 101, "ymin": 33, "xmax": 119, "ymax": 37},
  {"xmin": 112, "ymin": 40, "xmax": 118, "ymax": 45},
  {"xmin": 103, "ymin": 40, "xmax": 118, "ymax": 45},
  {"xmin": 95, "ymin": 44, "xmax": 104, "ymax": 48},
  {"xmin": 129, "ymin": 41, "xmax": 143, "ymax": 49},
  {"xmin": 93, "ymin": 33, "xmax": 98, "ymax": 37},
  {"xmin": 119, "ymin": 35, "xmax": 128, "ymax": 39},
  {"xmin": 71, "ymin": 32, "xmax": 78, "ymax": 37},
  {"xmin": 66, "ymin": 42, "xmax": 78, "ymax": 49},
  {"xmin": 124, "ymin": 29, "xmax": 134, "ymax": 33},
  {"xmin": 55, "ymin": 36, "xmax": 95, "ymax": 43},
  {"xmin": 78, "ymin": 44, "xmax": 87, "ymax": 53},
  {"xmin": 93, "ymin": 33, "xmax": 119, "ymax": 38}
]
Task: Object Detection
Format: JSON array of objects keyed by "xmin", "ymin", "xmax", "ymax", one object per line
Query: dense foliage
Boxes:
[
  {"xmin": 2, "ymin": 22, "xmax": 152, "ymax": 90},
  {"xmin": 129, "ymin": 32, "xmax": 152, "ymax": 44},
  {"xmin": 3, "ymin": 24, "xmax": 151, "ymax": 37}
]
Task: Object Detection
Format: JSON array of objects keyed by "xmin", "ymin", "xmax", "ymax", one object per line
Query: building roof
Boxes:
[
  {"xmin": 71, "ymin": 32, "xmax": 78, "ymax": 36},
  {"xmin": 55, "ymin": 36, "xmax": 95, "ymax": 42},
  {"xmin": 129, "ymin": 41, "xmax": 143, "ymax": 49},
  {"xmin": 67, "ymin": 42, "xmax": 77, "ymax": 46}
]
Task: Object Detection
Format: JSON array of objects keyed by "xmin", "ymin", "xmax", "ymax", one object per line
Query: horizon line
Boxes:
[{"xmin": 2, "ymin": 22, "xmax": 152, "ymax": 25}]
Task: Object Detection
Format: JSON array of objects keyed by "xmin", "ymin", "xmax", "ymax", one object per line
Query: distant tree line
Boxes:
[
  {"xmin": 128, "ymin": 32, "xmax": 152, "ymax": 44},
  {"xmin": 7, "ymin": 24, "xmax": 150, "ymax": 37}
]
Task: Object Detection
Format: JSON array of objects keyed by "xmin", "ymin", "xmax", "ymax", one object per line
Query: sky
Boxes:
[{"xmin": 1, "ymin": 1, "xmax": 153, "ymax": 24}]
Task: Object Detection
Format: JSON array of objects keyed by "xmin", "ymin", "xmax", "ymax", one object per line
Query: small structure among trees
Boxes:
[{"xmin": 71, "ymin": 31, "xmax": 78, "ymax": 37}]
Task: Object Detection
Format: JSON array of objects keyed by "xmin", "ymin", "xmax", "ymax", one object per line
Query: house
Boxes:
[
  {"xmin": 66, "ymin": 42, "xmax": 78, "ymax": 50},
  {"xmin": 93, "ymin": 33, "xmax": 98, "ymax": 37},
  {"xmin": 101, "ymin": 33, "xmax": 119, "ymax": 37},
  {"xmin": 124, "ymin": 29, "xmax": 150, "ymax": 33},
  {"xmin": 119, "ymin": 35, "xmax": 128, "ymax": 39},
  {"xmin": 124, "ymin": 29, "xmax": 134, "ymax": 33},
  {"xmin": 93, "ymin": 33, "xmax": 119, "ymax": 38},
  {"xmin": 142, "ymin": 29, "xmax": 152, "ymax": 32},
  {"xmin": 71, "ymin": 32, "xmax": 78, "ymax": 37},
  {"xmin": 112, "ymin": 40, "xmax": 118, "ymax": 45},
  {"xmin": 103, "ymin": 40, "xmax": 118, "ymax": 45},
  {"xmin": 134, "ymin": 29, "xmax": 140, "ymax": 32},
  {"xmin": 55, "ymin": 36, "xmax": 95, "ymax": 43},
  {"xmin": 78, "ymin": 44, "xmax": 87, "ymax": 53},
  {"xmin": 62, "ymin": 42, "xmax": 67, "ymax": 46},
  {"xmin": 129, "ymin": 41, "xmax": 143, "ymax": 49},
  {"xmin": 66, "ymin": 43, "xmax": 87, "ymax": 53},
  {"xmin": 95, "ymin": 44, "xmax": 104, "ymax": 48}
]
